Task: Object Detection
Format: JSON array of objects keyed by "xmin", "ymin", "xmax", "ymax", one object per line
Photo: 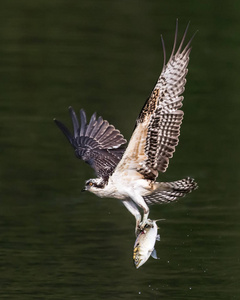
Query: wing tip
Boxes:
[
  {"xmin": 160, "ymin": 35, "xmax": 166, "ymax": 71},
  {"xmin": 167, "ymin": 20, "xmax": 196, "ymax": 60}
]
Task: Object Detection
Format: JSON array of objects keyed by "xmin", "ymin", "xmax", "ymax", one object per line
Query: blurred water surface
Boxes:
[{"xmin": 0, "ymin": 0, "xmax": 240, "ymax": 299}]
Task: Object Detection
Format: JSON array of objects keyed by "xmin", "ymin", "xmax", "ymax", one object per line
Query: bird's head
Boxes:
[{"xmin": 83, "ymin": 178, "xmax": 106, "ymax": 193}]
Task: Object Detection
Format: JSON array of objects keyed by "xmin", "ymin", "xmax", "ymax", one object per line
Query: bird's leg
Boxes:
[
  {"xmin": 122, "ymin": 200, "xmax": 141, "ymax": 236},
  {"xmin": 139, "ymin": 211, "xmax": 154, "ymax": 231},
  {"xmin": 127, "ymin": 192, "xmax": 152, "ymax": 231}
]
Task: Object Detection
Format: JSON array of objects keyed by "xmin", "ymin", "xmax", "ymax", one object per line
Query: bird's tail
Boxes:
[{"xmin": 143, "ymin": 177, "xmax": 197, "ymax": 205}]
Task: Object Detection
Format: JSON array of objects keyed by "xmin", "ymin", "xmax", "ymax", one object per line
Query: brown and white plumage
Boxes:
[
  {"xmin": 54, "ymin": 21, "xmax": 197, "ymax": 233},
  {"xmin": 115, "ymin": 21, "xmax": 194, "ymax": 181}
]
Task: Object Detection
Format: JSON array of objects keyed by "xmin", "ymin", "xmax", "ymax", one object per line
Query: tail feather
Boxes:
[{"xmin": 144, "ymin": 177, "xmax": 197, "ymax": 205}]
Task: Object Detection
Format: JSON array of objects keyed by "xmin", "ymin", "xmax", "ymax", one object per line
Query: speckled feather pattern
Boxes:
[
  {"xmin": 54, "ymin": 22, "xmax": 197, "ymax": 220},
  {"xmin": 136, "ymin": 22, "xmax": 194, "ymax": 180}
]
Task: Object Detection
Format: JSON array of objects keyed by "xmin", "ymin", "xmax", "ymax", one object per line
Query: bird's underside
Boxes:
[{"xmin": 54, "ymin": 20, "xmax": 198, "ymax": 234}]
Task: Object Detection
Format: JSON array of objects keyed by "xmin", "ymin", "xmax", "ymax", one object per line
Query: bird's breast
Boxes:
[{"xmin": 110, "ymin": 172, "xmax": 153, "ymax": 198}]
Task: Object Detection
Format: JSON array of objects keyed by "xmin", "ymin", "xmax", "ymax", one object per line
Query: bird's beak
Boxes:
[{"xmin": 81, "ymin": 187, "xmax": 86, "ymax": 192}]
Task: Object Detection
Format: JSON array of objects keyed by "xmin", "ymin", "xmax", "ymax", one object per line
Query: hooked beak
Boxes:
[{"xmin": 81, "ymin": 187, "xmax": 86, "ymax": 192}]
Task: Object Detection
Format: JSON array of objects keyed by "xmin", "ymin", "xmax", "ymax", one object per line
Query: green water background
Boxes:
[{"xmin": 0, "ymin": 1, "xmax": 240, "ymax": 299}]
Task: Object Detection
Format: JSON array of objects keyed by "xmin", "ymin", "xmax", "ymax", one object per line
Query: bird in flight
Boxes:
[{"xmin": 54, "ymin": 21, "xmax": 197, "ymax": 234}]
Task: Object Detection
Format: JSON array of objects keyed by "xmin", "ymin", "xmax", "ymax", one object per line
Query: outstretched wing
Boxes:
[
  {"xmin": 115, "ymin": 21, "xmax": 195, "ymax": 180},
  {"xmin": 54, "ymin": 107, "xmax": 127, "ymax": 179}
]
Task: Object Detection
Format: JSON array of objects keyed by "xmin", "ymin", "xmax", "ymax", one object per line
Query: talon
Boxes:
[
  {"xmin": 139, "ymin": 219, "xmax": 154, "ymax": 231},
  {"xmin": 135, "ymin": 218, "xmax": 154, "ymax": 236},
  {"xmin": 135, "ymin": 219, "xmax": 142, "ymax": 236},
  {"xmin": 135, "ymin": 226, "xmax": 141, "ymax": 236},
  {"xmin": 135, "ymin": 222, "xmax": 145, "ymax": 236},
  {"xmin": 139, "ymin": 222, "xmax": 145, "ymax": 231}
]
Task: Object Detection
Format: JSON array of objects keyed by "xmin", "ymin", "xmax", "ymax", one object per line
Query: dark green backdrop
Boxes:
[{"xmin": 0, "ymin": 1, "xmax": 239, "ymax": 299}]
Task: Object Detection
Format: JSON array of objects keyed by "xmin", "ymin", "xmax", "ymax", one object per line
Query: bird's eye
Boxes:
[{"xmin": 89, "ymin": 182, "xmax": 93, "ymax": 186}]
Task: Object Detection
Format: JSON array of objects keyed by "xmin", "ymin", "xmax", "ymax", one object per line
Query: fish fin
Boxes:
[
  {"xmin": 155, "ymin": 218, "xmax": 166, "ymax": 222},
  {"xmin": 156, "ymin": 234, "xmax": 161, "ymax": 242},
  {"xmin": 151, "ymin": 249, "xmax": 159, "ymax": 260},
  {"xmin": 154, "ymin": 219, "xmax": 165, "ymax": 229}
]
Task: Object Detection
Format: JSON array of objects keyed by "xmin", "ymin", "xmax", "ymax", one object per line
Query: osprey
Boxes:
[{"xmin": 54, "ymin": 21, "xmax": 197, "ymax": 234}]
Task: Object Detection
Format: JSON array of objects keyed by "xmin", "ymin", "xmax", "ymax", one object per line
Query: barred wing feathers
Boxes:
[
  {"xmin": 143, "ymin": 177, "xmax": 198, "ymax": 205},
  {"xmin": 54, "ymin": 107, "xmax": 127, "ymax": 178},
  {"xmin": 115, "ymin": 21, "xmax": 194, "ymax": 181}
]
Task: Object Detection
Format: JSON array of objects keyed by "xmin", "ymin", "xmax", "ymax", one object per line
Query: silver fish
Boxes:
[{"xmin": 133, "ymin": 219, "xmax": 161, "ymax": 268}]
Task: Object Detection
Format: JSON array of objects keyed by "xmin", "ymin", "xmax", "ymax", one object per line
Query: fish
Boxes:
[{"xmin": 133, "ymin": 219, "xmax": 161, "ymax": 268}]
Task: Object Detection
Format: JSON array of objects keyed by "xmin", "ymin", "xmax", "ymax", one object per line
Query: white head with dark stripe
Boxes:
[{"xmin": 84, "ymin": 178, "xmax": 106, "ymax": 194}]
